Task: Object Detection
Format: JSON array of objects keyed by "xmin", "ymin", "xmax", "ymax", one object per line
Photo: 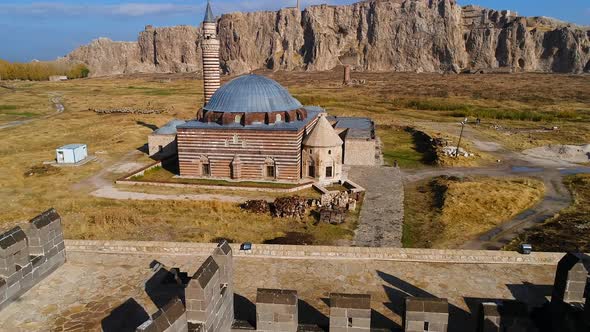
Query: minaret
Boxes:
[{"xmin": 201, "ymin": 0, "xmax": 220, "ymax": 105}]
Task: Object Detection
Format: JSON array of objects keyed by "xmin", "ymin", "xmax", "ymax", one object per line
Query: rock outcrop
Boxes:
[{"xmin": 65, "ymin": 0, "xmax": 590, "ymax": 77}]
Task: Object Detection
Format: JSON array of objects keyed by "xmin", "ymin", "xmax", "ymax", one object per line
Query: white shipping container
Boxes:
[{"xmin": 56, "ymin": 144, "xmax": 88, "ymax": 164}]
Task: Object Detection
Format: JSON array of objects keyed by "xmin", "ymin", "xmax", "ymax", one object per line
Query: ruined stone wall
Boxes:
[{"xmin": 0, "ymin": 209, "xmax": 66, "ymax": 311}]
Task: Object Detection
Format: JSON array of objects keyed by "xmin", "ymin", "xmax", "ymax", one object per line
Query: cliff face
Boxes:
[
  {"xmin": 66, "ymin": 0, "xmax": 590, "ymax": 77},
  {"xmin": 67, "ymin": 26, "xmax": 201, "ymax": 77}
]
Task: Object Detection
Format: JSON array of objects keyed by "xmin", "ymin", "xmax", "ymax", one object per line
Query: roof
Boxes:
[
  {"xmin": 58, "ymin": 144, "xmax": 86, "ymax": 150},
  {"xmin": 303, "ymin": 115, "xmax": 343, "ymax": 147},
  {"xmin": 153, "ymin": 119, "xmax": 186, "ymax": 135},
  {"xmin": 203, "ymin": 1, "xmax": 215, "ymax": 23},
  {"xmin": 203, "ymin": 74, "xmax": 303, "ymax": 113},
  {"xmin": 177, "ymin": 107, "xmax": 322, "ymax": 132},
  {"xmin": 328, "ymin": 116, "xmax": 375, "ymax": 139}
]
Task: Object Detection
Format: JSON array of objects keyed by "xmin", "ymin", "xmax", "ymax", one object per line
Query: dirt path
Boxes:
[
  {"xmin": 404, "ymin": 120, "xmax": 590, "ymax": 250},
  {"xmin": 74, "ymin": 150, "xmax": 261, "ymax": 203},
  {"xmin": 349, "ymin": 166, "xmax": 404, "ymax": 247},
  {"xmin": 0, "ymin": 94, "xmax": 65, "ymax": 130}
]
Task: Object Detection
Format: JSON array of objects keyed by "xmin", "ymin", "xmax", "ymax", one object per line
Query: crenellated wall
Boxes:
[{"xmin": 0, "ymin": 208, "xmax": 66, "ymax": 311}]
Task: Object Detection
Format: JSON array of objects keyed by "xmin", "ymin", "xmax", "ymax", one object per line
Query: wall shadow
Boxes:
[
  {"xmin": 136, "ymin": 121, "xmax": 159, "ymax": 131},
  {"xmin": 377, "ymin": 270, "xmax": 473, "ymax": 331},
  {"xmin": 234, "ymin": 293, "xmax": 256, "ymax": 327},
  {"xmin": 101, "ymin": 298, "xmax": 149, "ymax": 332},
  {"xmin": 145, "ymin": 265, "xmax": 187, "ymax": 308},
  {"xmin": 298, "ymin": 299, "xmax": 328, "ymax": 330}
]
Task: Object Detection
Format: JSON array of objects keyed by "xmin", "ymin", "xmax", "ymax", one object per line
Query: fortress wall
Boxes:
[
  {"xmin": 0, "ymin": 209, "xmax": 66, "ymax": 311},
  {"xmin": 64, "ymin": 240, "xmax": 565, "ymax": 265}
]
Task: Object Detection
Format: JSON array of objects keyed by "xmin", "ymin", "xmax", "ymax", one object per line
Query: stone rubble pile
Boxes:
[
  {"xmin": 272, "ymin": 196, "xmax": 308, "ymax": 219},
  {"xmin": 320, "ymin": 191, "xmax": 358, "ymax": 211},
  {"xmin": 241, "ymin": 200, "xmax": 270, "ymax": 214},
  {"xmin": 319, "ymin": 206, "xmax": 347, "ymax": 225}
]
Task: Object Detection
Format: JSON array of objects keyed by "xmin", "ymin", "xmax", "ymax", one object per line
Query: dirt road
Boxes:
[{"xmin": 405, "ymin": 121, "xmax": 590, "ymax": 250}]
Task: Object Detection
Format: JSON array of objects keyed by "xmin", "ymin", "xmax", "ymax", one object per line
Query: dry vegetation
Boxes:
[
  {"xmin": 0, "ymin": 70, "xmax": 588, "ymax": 243},
  {"xmin": 506, "ymin": 174, "xmax": 590, "ymax": 252},
  {"xmin": 403, "ymin": 176, "xmax": 545, "ymax": 248}
]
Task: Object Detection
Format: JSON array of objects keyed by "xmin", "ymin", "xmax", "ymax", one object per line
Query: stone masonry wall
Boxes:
[
  {"xmin": 0, "ymin": 208, "xmax": 66, "ymax": 311},
  {"xmin": 64, "ymin": 240, "xmax": 567, "ymax": 265},
  {"xmin": 256, "ymin": 288, "xmax": 298, "ymax": 331},
  {"xmin": 343, "ymin": 139, "xmax": 376, "ymax": 166},
  {"xmin": 136, "ymin": 297, "xmax": 188, "ymax": 332},
  {"xmin": 404, "ymin": 297, "xmax": 449, "ymax": 332},
  {"xmin": 329, "ymin": 293, "xmax": 371, "ymax": 331}
]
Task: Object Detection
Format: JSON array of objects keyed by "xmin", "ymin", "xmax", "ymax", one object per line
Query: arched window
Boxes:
[
  {"xmin": 307, "ymin": 157, "xmax": 316, "ymax": 178},
  {"xmin": 264, "ymin": 157, "xmax": 276, "ymax": 179},
  {"xmin": 328, "ymin": 150, "xmax": 332, "ymax": 155},
  {"xmin": 200, "ymin": 156, "xmax": 211, "ymax": 177},
  {"xmin": 275, "ymin": 114, "xmax": 282, "ymax": 123}
]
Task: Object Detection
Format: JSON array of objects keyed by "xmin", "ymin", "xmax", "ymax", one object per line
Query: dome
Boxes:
[
  {"xmin": 303, "ymin": 115, "xmax": 343, "ymax": 148},
  {"xmin": 203, "ymin": 74, "xmax": 303, "ymax": 113}
]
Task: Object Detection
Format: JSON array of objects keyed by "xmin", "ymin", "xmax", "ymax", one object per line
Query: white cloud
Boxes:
[
  {"xmin": 0, "ymin": 0, "xmax": 357, "ymax": 18},
  {"xmin": 0, "ymin": 2, "xmax": 198, "ymax": 17}
]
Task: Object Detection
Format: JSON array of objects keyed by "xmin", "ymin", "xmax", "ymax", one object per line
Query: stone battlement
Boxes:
[{"xmin": 0, "ymin": 208, "xmax": 66, "ymax": 311}]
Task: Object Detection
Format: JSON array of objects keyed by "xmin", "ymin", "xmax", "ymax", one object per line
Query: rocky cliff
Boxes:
[{"xmin": 66, "ymin": 0, "xmax": 590, "ymax": 76}]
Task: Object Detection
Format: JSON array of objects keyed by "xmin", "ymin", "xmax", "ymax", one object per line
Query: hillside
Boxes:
[{"xmin": 64, "ymin": 0, "xmax": 590, "ymax": 76}]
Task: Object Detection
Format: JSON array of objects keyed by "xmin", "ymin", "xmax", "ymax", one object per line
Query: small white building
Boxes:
[{"xmin": 56, "ymin": 144, "xmax": 87, "ymax": 164}]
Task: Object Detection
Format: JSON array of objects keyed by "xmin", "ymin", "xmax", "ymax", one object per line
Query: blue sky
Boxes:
[{"xmin": 1, "ymin": 0, "xmax": 589, "ymax": 62}]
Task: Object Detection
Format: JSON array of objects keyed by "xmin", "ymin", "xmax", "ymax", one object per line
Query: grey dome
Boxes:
[{"xmin": 203, "ymin": 74, "xmax": 303, "ymax": 113}]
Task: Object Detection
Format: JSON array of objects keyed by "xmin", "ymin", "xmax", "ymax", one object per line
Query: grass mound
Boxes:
[
  {"xmin": 506, "ymin": 174, "xmax": 590, "ymax": 252},
  {"xmin": 403, "ymin": 176, "xmax": 545, "ymax": 248}
]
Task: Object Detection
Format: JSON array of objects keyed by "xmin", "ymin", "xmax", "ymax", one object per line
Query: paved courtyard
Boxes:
[
  {"xmin": 348, "ymin": 166, "xmax": 404, "ymax": 247},
  {"xmin": 0, "ymin": 247, "xmax": 557, "ymax": 331}
]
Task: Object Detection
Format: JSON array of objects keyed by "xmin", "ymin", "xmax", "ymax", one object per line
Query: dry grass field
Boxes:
[
  {"xmin": 0, "ymin": 69, "xmax": 588, "ymax": 244},
  {"xmin": 506, "ymin": 174, "xmax": 590, "ymax": 252},
  {"xmin": 403, "ymin": 176, "xmax": 545, "ymax": 248}
]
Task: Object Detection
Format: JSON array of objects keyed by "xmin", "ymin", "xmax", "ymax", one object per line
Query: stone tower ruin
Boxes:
[{"xmin": 201, "ymin": 0, "xmax": 221, "ymax": 105}]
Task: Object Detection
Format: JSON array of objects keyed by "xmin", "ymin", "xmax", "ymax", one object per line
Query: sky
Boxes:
[{"xmin": 0, "ymin": 0, "xmax": 589, "ymax": 62}]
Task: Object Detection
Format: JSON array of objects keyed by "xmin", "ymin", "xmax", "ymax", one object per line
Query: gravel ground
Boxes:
[{"xmin": 348, "ymin": 166, "xmax": 404, "ymax": 247}]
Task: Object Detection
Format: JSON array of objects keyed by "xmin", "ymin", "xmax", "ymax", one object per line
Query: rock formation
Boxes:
[{"xmin": 65, "ymin": 0, "xmax": 590, "ymax": 76}]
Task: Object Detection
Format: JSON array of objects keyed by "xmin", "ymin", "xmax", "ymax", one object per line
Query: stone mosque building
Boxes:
[{"xmin": 148, "ymin": 1, "xmax": 377, "ymax": 184}]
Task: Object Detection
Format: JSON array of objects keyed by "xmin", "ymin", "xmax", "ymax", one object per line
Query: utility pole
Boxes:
[{"xmin": 455, "ymin": 118, "xmax": 467, "ymax": 158}]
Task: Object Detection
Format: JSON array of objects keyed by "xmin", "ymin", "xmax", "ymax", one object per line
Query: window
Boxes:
[
  {"xmin": 347, "ymin": 317, "xmax": 353, "ymax": 327},
  {"xmin": 326, "ymin": 166, "xmax": 333, "ymax": 178},
  {"xmin": 328, "ymin": 150, "xmax": 331, "ymax": 155},
  {"xmin": 158, "ymin": 145, "xmax": 164, "ymax": 152},
  {"xmin": 202, "ymin": 163, "xmax": 211, "ymax": 177},
  {"xmin": 234, "ymin": 114, "xmax": 242, "ymax": 124},
  {"xmin": 275, "ymin": 114, "xmax": 282, "ymax": 122},
  {"xmin": 266, "ymin": 165, "xmax": 275, "ymax": 178},
  {"xmin": 424, "ymin": 322, "xmax": 429, "ymax": 331},
  {"xmin": 308, "ymin": 165, "xmax": 315, "ymax": 178}
]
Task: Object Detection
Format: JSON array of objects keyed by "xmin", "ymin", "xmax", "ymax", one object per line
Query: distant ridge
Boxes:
[{"xmin": 63, "ymin": 0, "xmax": 590, "ymax": 77}]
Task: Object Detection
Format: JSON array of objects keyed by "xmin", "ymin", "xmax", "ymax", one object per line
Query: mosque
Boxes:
[{"xmin": 148, "ymin": 1, "xmax": 377, "ymax": 184}]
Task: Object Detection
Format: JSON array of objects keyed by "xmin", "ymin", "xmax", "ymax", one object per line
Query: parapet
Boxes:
[
  {"xmin": 0, "ymin": 208, "xmax": 66, "ymax": 311},
  {"xmin": 136, "ymin": 297, "xmax": 187, "ymax": 332},
  {"xmin": 256, "ymin": 288, "xmax": 298, "ymax": 332},
  {"xmin": 404, "ymin": 297, "xmax": 449, "ymax": 332},
  {"xmin": 477, "ymin": 301, "xmax": 532, "ymax": 332},
  {"xmin": 551, "ymin": 253, "xmax": 589, "ymax": 305},
  {"xmin": 329, "ymin": 293, "xmax": 371, "ymax": 331}
]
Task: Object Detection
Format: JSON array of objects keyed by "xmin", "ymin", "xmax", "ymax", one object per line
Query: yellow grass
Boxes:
[
  {"xmin": 403, "ymin": 176, "xmax": 545, "ymax": 248},
  {"xmin": 0, "ymin": 70, "xmax": 587, "ymax": 243}
]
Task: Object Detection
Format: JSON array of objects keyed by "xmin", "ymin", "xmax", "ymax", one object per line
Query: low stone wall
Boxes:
[
  {"xmin": 116, "ymin": 179, "xmax": 314, "ymax": 193},
  {"xmin": 64, "ymin": 240, "xmax": 566, "ymax": 265}
]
